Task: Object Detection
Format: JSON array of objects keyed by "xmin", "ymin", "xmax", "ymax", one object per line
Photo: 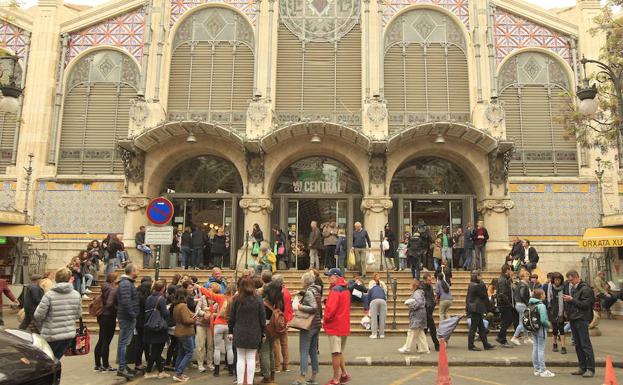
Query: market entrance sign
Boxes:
[
  {"xmin": 293, "ymin": 180, "xmax": 344, "ymax": 193},
  {"xmin": 578, "ymin": 227, "xmax": 623, "ymax": 248}
]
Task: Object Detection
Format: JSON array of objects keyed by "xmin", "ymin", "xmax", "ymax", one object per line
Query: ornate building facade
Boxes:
[{"xmin": 0, "ymin": 0, "xmax": 613, "ymax": 273}]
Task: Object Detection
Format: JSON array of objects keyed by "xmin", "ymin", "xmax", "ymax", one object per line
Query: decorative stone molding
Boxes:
[
  {"xmin": 247, "ymin": 98, "xmax": 270, "ymax": 127},
  {"xmin": 485, "ymin": 98, "xmax": 505, "ymax": 128},
  {"xmin": 361, "ymin": 197, "xmax": 393, "ymax": 214},
  {"xmin": 129, "ymin": 96, "xmax": 149, "ymax": 128},
  {"xmin": 368, "ymin": 153, "xmax": 387, "ymax": 194},
  {"xmin": 478, "ymin": 198, "xmax": 515, "ymax": 215},
  {"xmin": 366, "ymin": 99, "xmax": 387, "ymax": 127},
  {"xmin": 245, "ymin": 152, "xmax": 265, "ymax": 194},
  {"xmin": 119, "ymin": 143, "xmax": 145, "ymax": 193},
  {"xmin": 118, "ymin": 195, "xmax": 149, "ymax": 212},
  {"xmin": 239, "ymin": 197, "xmax": 273, "ymax": 214},
  {"xmin": 488, "ymin": 145, "xmax": 513, "ymax": 195}
]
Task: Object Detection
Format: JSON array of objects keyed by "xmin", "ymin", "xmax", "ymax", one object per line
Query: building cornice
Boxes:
[
  {"xmin": 493, "ymin": 0, "xmax": 578, "ymax": 37},
  {"xmin": 0, "ymin": 7, "xmax": 34, "ymax": 31},
  {"xmin": 59, "ymin": 0, "xmax": 145, "ymax": 33}
]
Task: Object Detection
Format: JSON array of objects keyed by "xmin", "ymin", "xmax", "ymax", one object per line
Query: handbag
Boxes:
[
  {"xmin": 252, "ymin": 242, "xmax": 260, "ymax": 255},
  {"xmin": 382, "ymin": 239, "xmax": 390, "ymax": 251},
  {"xmin": 347, "ymin": 250, "xmax": 356, "ymax": 268},
  {"xmin": 366, "ymin": 251, "xmax": 376, "ymax": 265},
  {"xmin": 145, "ymin": 298, "xmax": 167, "ymax": 332},
  {"xmin": 289, "ymin": 309, "xmax": 314, "ymax": 330},
  {"xmin": 64, "ymin": 317, "xmax": 90, "ymax": 356},
  {"xmin": 278, "ymin": 245, "xmax": 286, "ymax": 255}
]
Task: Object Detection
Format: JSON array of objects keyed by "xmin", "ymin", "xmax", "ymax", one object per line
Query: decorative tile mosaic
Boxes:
[
  {"xmin": 382, "ymin": 0, "xmax": 470, "ymax": 28},
  {"xmin": 509, "ymin": 190, "xmax": 600, "ymax": 236},
  {"xmin": 0, "ymin": 182, "xmax": 16, "ymax": 211},
  {"xmin": 65, "ymin": 7, "xmax": 146, "ymax": 66},
  {"xmin": 170, "ymin": 0, "xmax": 258, "ymax": 26},
  {"xmin": 0, "ymin": 21, "xmax": 28, "ymax": 59},
  {"xmin": 494, "ymin": 8, "xmax": 571, "ymax": 65},
  {"xmin": 33, "ymin": 183, "xmax": 124, "ymax": 234}
]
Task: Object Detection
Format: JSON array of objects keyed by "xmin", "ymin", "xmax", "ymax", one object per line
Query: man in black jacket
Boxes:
[
  {"xmin": 18, "ymin": 274, "xmax": 44, "ymax": 332},
  {"xmin": 421, "ymin": 273, "xmax": 440, "ymax": 351},
  {"xmin": 495, "ymin": 265, "xmax": 514, "ymax": 348},
  {"xmin": 117, "ymin": 264, "xmax": 139, "ymax": 379},
  {"xmin": 466, "ymin": 271, "xmax": 495, "ymax": 351},
  {"xmin": 563, "ymin": 270, "xmax": 595, "ymax": 378},
  {"xmin": 521, "ymin": 240, "xmax": 539, "ymax": 272}
]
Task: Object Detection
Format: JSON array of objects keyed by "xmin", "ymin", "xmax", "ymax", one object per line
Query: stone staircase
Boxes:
[{"xmin": 81, "ymin": 269, "xmax": 500, "ymax": 335}]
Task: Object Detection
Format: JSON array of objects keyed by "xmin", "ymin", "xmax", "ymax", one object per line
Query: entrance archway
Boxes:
[
  {"xmin": 162, "ymin": 155, "xmax": 244, "ymax": 269},
  {"xmin": 390, "ymin": 156, "xmax": 476, "ymax": 269},
  {"xmin": 271, "ymin": 157, "xmax": 364, "ymax": 270}
]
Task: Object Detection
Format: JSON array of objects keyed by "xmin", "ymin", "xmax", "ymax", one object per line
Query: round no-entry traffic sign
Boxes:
[{"xmin": 146, "ymin": 197, "xmax": 174, "ymax": 225}]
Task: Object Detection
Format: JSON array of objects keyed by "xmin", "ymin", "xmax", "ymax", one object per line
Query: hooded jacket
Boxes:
[
  {"xmin": 323, "ymin": 277, "xmax": 350, "ymax": 336},
  {"xmin": 33, "ymin": 282, "xmax": 81, "ymax": 342}
]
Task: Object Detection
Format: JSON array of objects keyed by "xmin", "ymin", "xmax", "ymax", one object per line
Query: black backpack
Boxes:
[{"xmin": 523, "ymin": 302, "xmax": 542, "ymax": 332}]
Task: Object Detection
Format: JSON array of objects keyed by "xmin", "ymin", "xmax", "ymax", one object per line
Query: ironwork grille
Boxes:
[
  {"xmin": 58, "ymin": 50, "xmax": 139, "ymax": 175},
  {"xmin": 0, "ymin": 112, "xmax": 17, "ymax": 173}
]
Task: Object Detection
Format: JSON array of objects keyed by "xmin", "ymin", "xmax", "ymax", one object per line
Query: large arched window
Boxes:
[
  {"xmin": 275, "ymin": 0, "xmax": 362, "ymax": 127},
  {"xmin": 0, "ymin": 52, "xmax": 22, "ymax": 173},
  {"xmin": 498, "ymin": 52, "xmax": 576, "ymax": 176},
  {"xmin": 384, "ymin": 9, "xmax": 470, "ymax": 135},
  {"xmin": 162, "ymin": 155, "xmax": 243, "ymax": 194},
  {"xmin": 58, "ymin": 50, "xmax": 139, "ymax": 174},
  {"xmin": 390, "ymin": 156, "xmax": 474, "ymax": 194},
  {"xmin": 167, "ymin": 7, "xmax": 254, "ymax": 134}
]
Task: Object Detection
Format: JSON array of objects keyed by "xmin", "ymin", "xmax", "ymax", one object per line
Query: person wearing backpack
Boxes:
[
  {"xmin": 142, "ymin": 280, "xmax": 170, "ymax": 380},
  {"xmin": 435, "ymin": 270, "xmax": 452, "ymax": 321},
  {"xmin": 510, "ymin": 271, "xmax": 532, "ymax": 345},
  {"xmin": 528, "ymin": 289, "xmax": 554, "ymax": 377},
  {"xmin": 94, "ymin": 272, "xmax": 118, "ymax": 372},
  {"xmin": 260, "ymin": 281, "xmax": 285, "ymax": 383}
]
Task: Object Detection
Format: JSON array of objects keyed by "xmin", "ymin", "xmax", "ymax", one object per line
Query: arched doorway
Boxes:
[
  {"xmin": 162, "ymin": 155, "xmax": 244, "ymax": 268},
  {"xmin": 272, "ymin": 157, "xmax": 363, "ymax": 269},
  {"xmin": 390, "ymin": 156, "xmax": 476, "ymax": 242}
]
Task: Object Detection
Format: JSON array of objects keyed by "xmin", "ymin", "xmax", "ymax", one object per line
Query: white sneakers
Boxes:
[
  {"xmin": 510, "ymin": 336, "xmax": 521, "ymax": 346},
  {"xmin": 524, "ymin": 337, "xmax": 534, "ymax": 344},
  {"xmin": 398, "ymin": 347, "xmax": 410, "ymax": 354},
  {"xmin": 198, "ymin": 366, "xmax": 206, "ymax": 373},
  {"xmin": 379, "ymin": 335, "xmax": 385, "ymax": 339},
  {"xmin": 369, "ymin": 335, "xmax": 377, "ymax": 339},
  {"xmin": 173, "ymin": 374, "xmax": 189, "ymax": 382},
  {"xmin": 143, "ymin": 373, "xmax": 158, "ymax": 379},
  {"xmin": 539, "ymin": 370, "xmax": 555, "ymax": 377},
  {"xmin": 157, "ymin": 372, "xmax": 170, "ymax": 379},
  {"xmin": 82, "ymin": 294, "xmax": 90, "ymax": 300},
  {"xmin": 84, "ymin": 288, "xmax": 92, "ymax": 294}
]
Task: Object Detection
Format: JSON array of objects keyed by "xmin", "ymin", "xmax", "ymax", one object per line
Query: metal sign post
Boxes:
[{"xmin": 146, "ymin": 226, "xmax": 174, "ymax": 281}]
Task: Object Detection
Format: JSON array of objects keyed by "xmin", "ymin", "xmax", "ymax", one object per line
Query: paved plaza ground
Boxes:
[{"xmin": 3, "ymin": 315, "xmax": 620, "ymax": 385}]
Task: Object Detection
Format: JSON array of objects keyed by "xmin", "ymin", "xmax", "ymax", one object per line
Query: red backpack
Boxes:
[{"xmin": 264, "ymin": 300, "xmax": 287, "ymax": 338}]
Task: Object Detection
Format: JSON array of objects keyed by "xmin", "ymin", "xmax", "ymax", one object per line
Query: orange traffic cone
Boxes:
[
  {"xmin": 603, "ymin": 355, "xmax": 619, "ymax": 385},
  {"xmin": 437, "ymin": 338, "xmax": 452, "ymax": 385}
]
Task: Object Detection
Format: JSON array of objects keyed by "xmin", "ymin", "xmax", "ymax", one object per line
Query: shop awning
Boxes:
[
  {"xmin": 579, "ymin": 227, "xmax": 623, "ymax": 248},
  {"xmin": 0, "ymin": 225, "xmax": 43, "ymax": 238}
]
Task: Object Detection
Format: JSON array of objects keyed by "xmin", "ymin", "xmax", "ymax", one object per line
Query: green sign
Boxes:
[{"xmin": 0, "ymin": 237, "xmax": 6, "ymax": 244}]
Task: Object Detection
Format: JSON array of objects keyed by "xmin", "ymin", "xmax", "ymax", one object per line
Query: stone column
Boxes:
[
  {"xmin": 361, "ymin": 196, "xmax": 392, "ymax": 270},
  {"xmin": 477, "ymin": 197, "xmax": 514, "ymax": 268},
  {"xmin": 238, "ymin": 196, "xmax": 272, "ymax": 269}
]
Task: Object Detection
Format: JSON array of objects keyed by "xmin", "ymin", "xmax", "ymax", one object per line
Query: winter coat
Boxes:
[
  {"xmin": 205, "ymin": 276, "xmax": 228, "ymax": 294},
  {"xmin": 323, "ymin": 277, "xmax": 351, "ymax": 336},
  {"xmin": 23, "ymin": 283, "xmax": 44, "ymax": 315},
  {"xmin": 464, "ymin": 228, "xmax": 474, "ymax": 249},
  {"xmin": 334, "ymin": 235, "xmax": 347, "ymax": 257},
  {"xmin": 181, "ymin": 231, "xmax": 192, "ymax": 248},
  {"xmin": 566, "ymin": 280, "xmax": 595, "ymax": 322},
  {"xmin": 406, "ymin": 289, "xmax": 427, "ymax": 329},
  {"xmin": 100, "ymin": 282, "xmax": 117, "ymax": 317},
  {"xmin": 309, "ymin": 227, "xmax": 323, "ymax": 250},
  {"xmin": 528, "ymin": 298, "xmax": 551, "ymax": 329},
  {"xmin": 298, "ymin": 284, "xmax": 323, "ymax": 332},
  {"xmin": 470, "ymin": 227, "xmax": 489, "ymax": 245},
  {"xmin": 421, "ymin": 282, "xmax": 435, "ymax": 309},
  {"xmin": 117, "ymin": 275, "xmax": 139, "ymax": 321},
  {"xmin": 211, "ymin": 235, "xmax": 227, "ymax": 255},
  {"xmin": 191, "ymin": 229, "xmax": 207, "ymax": 248},
  {"xmin": 352, "ymin": 229, "xmax": 371, "ymax": 249},
  {"xmin": 33, "ymin": 282, "xmax": 81, "ymax": 342},
  {"xmin": 322, "ymin": 224, "xmax": 338, "ymax": 246},
  {"xmin": 228, "ymin": 295, "xmax": 266, "ymax": 349},
  {"xmin": 173, "ymin": 302, "xmax": 196, "ymax": 337},
  {"xmin": 198, "ymin": 286, "xmax": 230, "ymax": 325},
  {"xmin": 496, "ymin": 275, "xmax": 514, "ymax": 308},
  {"xmin": 282, "ymin": 286, "xmax": 294, "ymax": 322},
  {"xmin": 514, "ymin": 281, "xmax": 531, "ymax": 305},
  {"xmin": 143, "ymin": 293, "xmax": 169, "ymax": 344},
  {"xmin": 466, "ymin": 280, "xmax": 489, "ymax": 315}
]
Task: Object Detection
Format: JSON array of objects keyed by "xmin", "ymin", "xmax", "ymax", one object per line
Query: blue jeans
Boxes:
[
  {"xmin": 106, "ymin": 258, "xmax": 117, "ymax": 275},
  {"xmin": 181, "ymin": 246, "xmax": 192, "ymax": 268},
  {"xmin": 73, "ymin": 276, "xmax": 82, "ymax": 294},
  {"xmin": 175, "ymin": 336, "xmax": 195, "ymax": 375},
  {"xmin": 463, "ymin": 248, "xmax": 473, "ymax": 269},
  {"xmin": 138, "ymin": 245, "xmax": 152, "ymax": 268},
  {"xmin": 192, "ymin": 247, "xmax": 203, "ymax": 268},
  {"xmin": 532, "ymin": 329, "xmax": 547, "ymax": 372},
  {"xmin": 442, "ymin": 247, "xmax": 452, "ymax": 268},
  {"xmin": 513, "ymin": 303, "xmax": 528, "ymax": 338},
  {"xmin": 117, "ymin": 318, "xmax": 136, "ymax": 370},
  {"xmin": 299, "ymin": 329, "xmax": 319, "ymax": 376},
  {"xmin": 49, "ymin": 339, "xmax": 72, "ymax": 359}
]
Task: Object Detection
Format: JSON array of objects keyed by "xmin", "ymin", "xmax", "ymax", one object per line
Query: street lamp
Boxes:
[
  {"xmin": 576, "ymin": 55, "xmax": 623, "ymax": 128},
  {"xmin": 0, "ymin": 54, "xmax": 22, "ymax": 114},
  {"xmin": 595, "ymin": 157, "xmax": 605, "ymax": 218}
]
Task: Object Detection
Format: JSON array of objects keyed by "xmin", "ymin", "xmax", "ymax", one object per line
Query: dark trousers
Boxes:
[
  {"xmin": 324, "ymin": 245, "xmax": 336, "ymax": 268},
  {"xmin": 570, "ymin": 319, "xmax": 595, "ymax": 373},
  {"xmin": 497, "ymin": 306, "xmax": 514, "ymax": 344},
  {"xmin": 18, "ymin": 311, "xmax": 37, "ymax": 332},
  {"xmin": 468, "ymin": 312, "xmax": 489, "ymax": 348},
  {"xmin": 511, "ymin": 307, "xmax": 520, "ymax": 329},
  {"xmin": 165, "ymin": 335, "xmax": 178, "ymax": 366},
  {"xmin": 212, "ymin": 253, "xmax": 224, "ymax": 269},
  {"xmin": 49, "ymin": 339, "xmax": 72, "ymax": 360},
  {"xmin": 410, "ymin": 256, "xmax": 421, "ymax": 279},
  {"xmin": 453, "ymin": 249, "xmax": 464, "ymax": 269},
  {"xmin": 145, "ymin": 342, "xmax": 166, "ymax": 373},
  {"xmin": 134, "ymin": 329, "xmax": 147, "ymax": 367},
  {"xmin": 94, "ymin": 314, "xmax": 116, "ymax": 368},
  {"xmin": 425, "ymin": 306, "xmax": 439, "ymax": 348}
]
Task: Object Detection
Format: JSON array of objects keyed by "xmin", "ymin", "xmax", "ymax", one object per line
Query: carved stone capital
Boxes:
[
  {"xmin": 366, "ymin": 99, "xmax": 387, "ymax": 127},
  {"xmin": 360, "ymin": 197, "xmax": 393, "ymax": 214},
  {"xmin": 478, "ymin": 198, "xmax": 515, "ymax": 215},
  {"xmin": 119, "ymin": 144, "xmax": 145, "ymax": 193},
  {"xmin": 239, "ymin": 197, "xmax": 273, "ymax": 214},
  {"xmin": 245, "ymin": 152, "xmax": 265, "ymax": 194},
  {"xmin": 247, "ymin": 99, "xmax": 270, "ymax": 127},
  {"xmin": 488, "ymin": 145, "xmax": 513, "ymax": 195},
  {"xmin": 485, "ymin": 98, "xmax": 505, "ymax": 128},
  {"xmin": 118, "ymin": 195, "xmax": 150, "ymax": 212}
]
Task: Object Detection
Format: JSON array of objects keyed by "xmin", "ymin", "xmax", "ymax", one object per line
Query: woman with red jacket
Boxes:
[{"xmin": 198, "ymin": 284, "xmax": 235, "ymax": 376}]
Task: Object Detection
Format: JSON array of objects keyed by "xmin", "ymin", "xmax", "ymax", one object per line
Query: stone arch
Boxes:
[{"xmin": 143, "ymin": 135, "xmax": 247, "ymax": 198}]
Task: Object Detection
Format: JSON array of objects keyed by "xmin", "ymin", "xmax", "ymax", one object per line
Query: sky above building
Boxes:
[{"xmin": 19, "ymin": 0, "xmax": 580, "ymax": 10}]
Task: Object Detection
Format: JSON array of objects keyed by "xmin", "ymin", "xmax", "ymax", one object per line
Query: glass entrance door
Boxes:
[
  {"xmin": 398, "ymin": 198, "xmax": 470, "ymax": 237},
  {"xmin": 283, "ymin": 198, "xmax": 349, "ymax": 270}
]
